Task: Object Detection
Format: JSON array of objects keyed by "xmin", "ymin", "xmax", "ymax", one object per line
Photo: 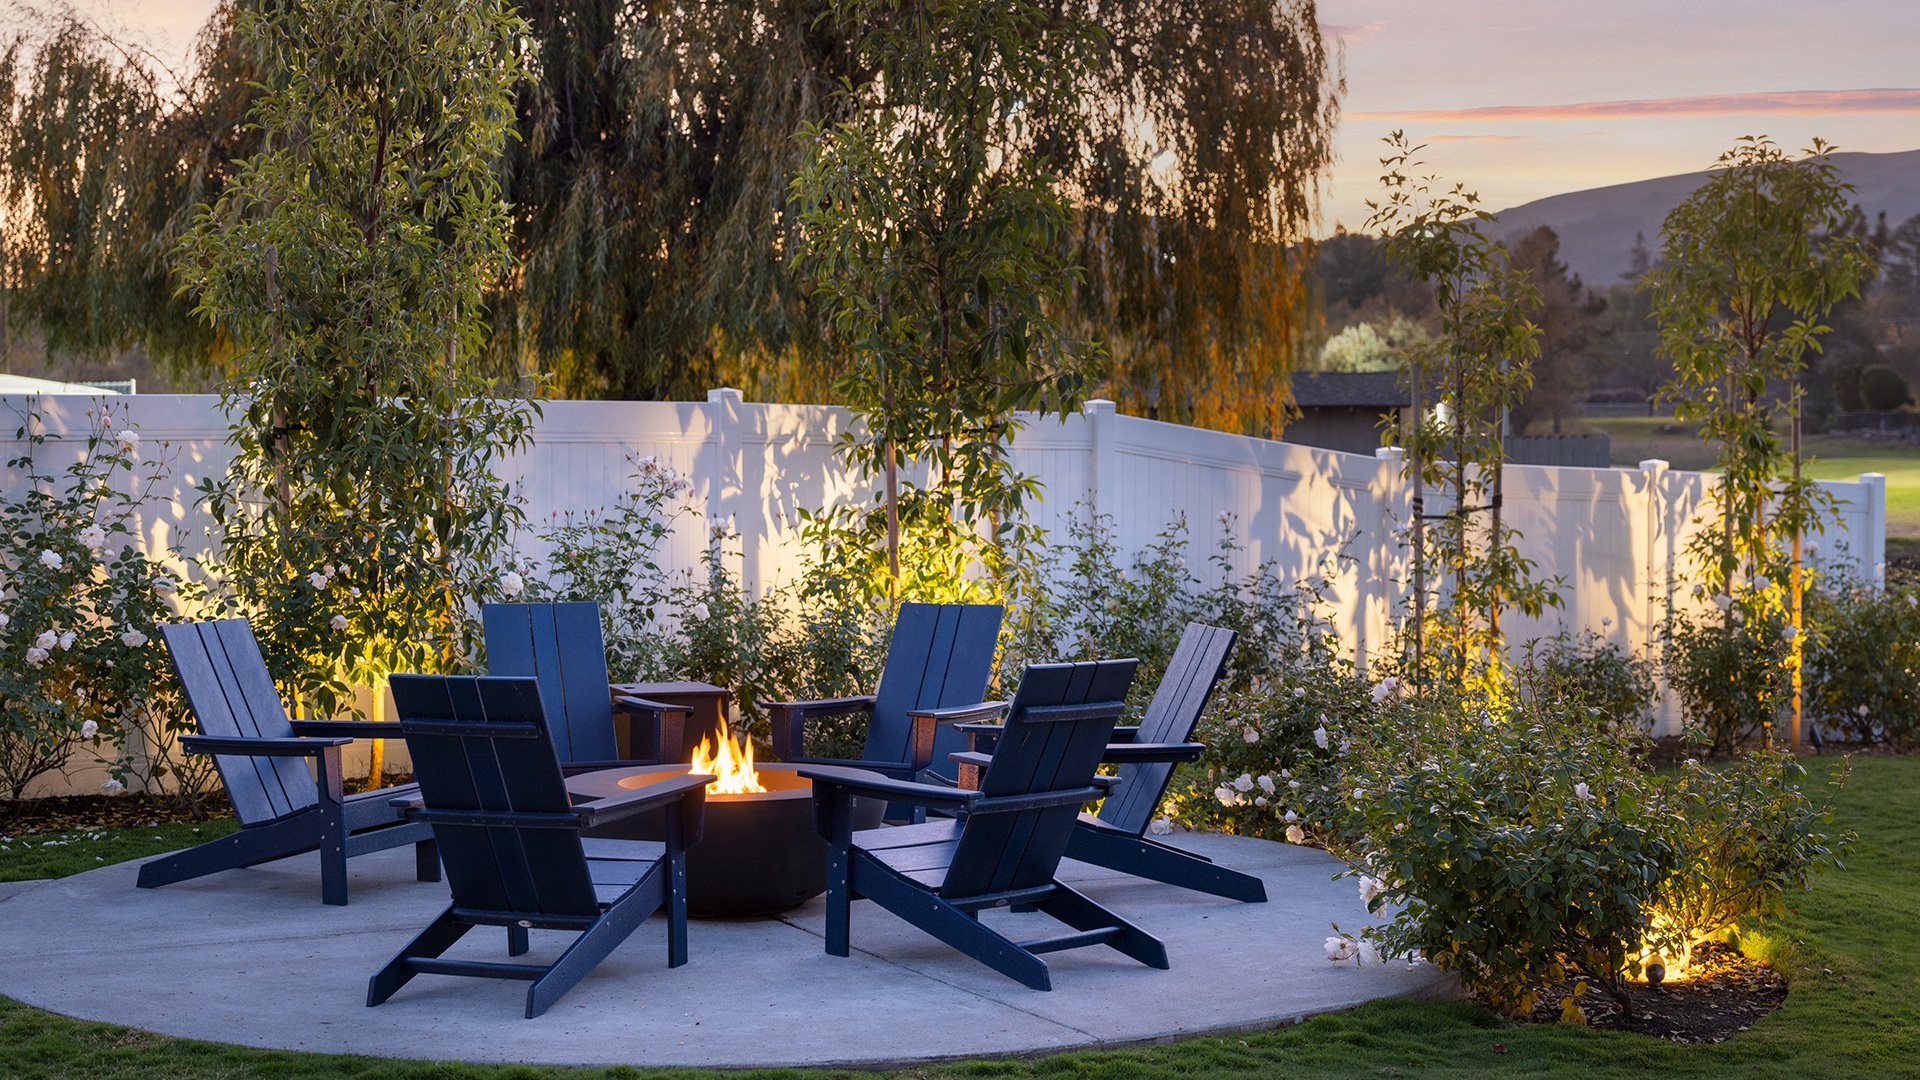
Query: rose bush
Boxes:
[{"xmin": 0, "ymin": 405, "xmax": 207, "ymax": 801}]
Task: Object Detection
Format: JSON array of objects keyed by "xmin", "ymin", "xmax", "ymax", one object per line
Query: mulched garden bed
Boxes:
[
  {"xmin": 1513, "ymin": 941, "xmax": 1788, "ymax": 1044},
  {"xmin": 0, "ymin": 775, "xmax": 408, "ymax": 835},
  {"xmin": 0, "ymin": 793, "xmax": 231, "ymax": 834}
]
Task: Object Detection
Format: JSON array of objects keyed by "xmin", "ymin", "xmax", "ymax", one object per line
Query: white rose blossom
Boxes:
[
  {"xmin": 78, "ymin": 524, "xmax": 107, "ymax": 551},
  {"xmin": 1313, "ymin": 725, "xmax": 1329, "ymax": 750},
  {"xmin": 115, "ymin": 430, "xmax": 139, "ymax": 452},
  {"xmin": 81, "ymin": 720, "xmax": 99, "ymax": 739},
  {"xmin": 100, "ymin": 778, "xmax": 125, "ymax": 795},
  {"xmin": 57, "ymin": 631, "xmax": 76, "ymax": 651},
  {"xmin": 1146, "ymin": 818, "xmax": 1174, "ymax": 836},
  {"xmin": 35, "ymin": 630, "xmax": 57, "ymax": 651},
  {"xmin": 0, "ymin": 612, "xmax": 9, "ymax": 630},
  {"xmin": 1370, "ymin": 676, "xmax": 1399, "ymax": 704},
  {"xmin": 307, "ymin": 571, "xmax": 330, "ymax": 589},
  {"xmin": 329, "ymin": 615, "xmax": 349, "ymax": 631},
  {"xmin": 40, "ymin": 550, "xmax": 63, "ymax": 570},
  {"xmin": 1574, "ymin": 782, "xmax": 1593, "ymax": 802},
  {"xmin": 26, "ymin": 646, "xmax": 49, "ymax": 666},
  {"xmin": 1232, "ymin": 773, "xmax": 1254, "ymax": 792},
  {"xmin": 1286, "ymin": 824, "xmax": 1307, "ymax": 845},
  {"xmin": 118, "ymin": 629, "xmax": 148, "ymax": 649},
  {"xmin": 1325, "ymin": 936, "xmax": 1356, "ymax": 962},
  {"xmin": 499, "ymin": 570, "xmax": 525, "ymax": 597},
  {"xmin": 1358, "ymin": 874, "xmax": 1387, "ymax": 905},
  {"xmin": 1242, "ymin": 726, "xmax": 1259, "ymax": 744},
  {"xmin": 1256, "ymin": 774, "xmax": 1276, "ymax": 794}
]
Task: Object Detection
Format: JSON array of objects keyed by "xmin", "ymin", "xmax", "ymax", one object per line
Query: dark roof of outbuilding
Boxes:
[{"xmin": 1290, "ymin": 371, "xmax": 1410, "ymax": 408}]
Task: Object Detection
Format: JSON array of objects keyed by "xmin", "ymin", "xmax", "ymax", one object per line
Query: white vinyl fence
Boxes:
[{"xmin": 0, "ymin": 389, "xmax": 1889, "ymax": 791}]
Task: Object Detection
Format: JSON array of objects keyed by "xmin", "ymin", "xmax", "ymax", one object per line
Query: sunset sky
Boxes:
[{"xmin": 88, "ymin": 0, "xmax": 1920, "ymax": 234}]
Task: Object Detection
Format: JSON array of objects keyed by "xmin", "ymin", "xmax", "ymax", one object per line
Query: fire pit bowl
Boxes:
[{"xmin": 566, "ymin": 762, "xmax": 886, "ymax": 917}]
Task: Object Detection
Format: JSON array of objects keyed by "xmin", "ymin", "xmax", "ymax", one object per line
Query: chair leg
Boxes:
[
  {"xmin": 854, "ymin": 862, "xmax": 1052, "ymax": 990},
  {"xmin": 316, "ymin": 746, "xmax": 349, "ymax": 906},
  {"xmin": 665, "ymin": 846, "xmax": 690, "ymax": 968},
  {"xmin": 415, "ymin": 837, "xmax": 441, "ymax": 883},
  {"xmin": 1067, "ymin": 827, "xmax": 1268, "ymax": 903},
  {"xmin": 508, "ymin": 925, "xmax": 530, "ymax": 956},
  {"xmin": 1037, "ymin": 881, "xmax": 1169, "ymax": 970},
  {"xmin": 368, "ymin": 905, "xmax": 472, "ymax": 1006},
  {"xmin": 134, "ymin": 817, "xmax": 318, "ymax": 890},
  {"xmin": 525, "ymin": 891, "xmax": 651, "ymax": 1019}
]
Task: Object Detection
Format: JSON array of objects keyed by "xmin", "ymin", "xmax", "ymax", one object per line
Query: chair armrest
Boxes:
[
  {"xmin": 1102, "ymin": 741, "xmax": 1206, "ymax": 764},
  {"xmin": 1110, "ymin": 726, "xmax": 1141, "ymax": 743},
  {"xmin": 762, "ymin": 695, "xmax": 877, "ymax": 719},
  {"xmin": 389, "ymin": 793, "xmax": 426, "ymax": 812},
  {"xmin": 798, "ymin": 765, "xmax": 980, "ymax": 812},
  {"xmin": 899, "ymin": 699, "xmax": 1010, "ymax": 773},
  {"xmin": 611, "ymin": 696, "xmax": 690, "ymax": 761},
  {"xmin": 905, "ymin": 700, "xmax": 1009, "ymax": 725},
  {"xmin": 289, "ymin": 719, "xmax": 404, "ymax": 739},
  {"xmin": 765, "ymin": 695, "xmax": 877, "ymax": 760},
  {"xmin": 1091, "ymin": 775, "xmax": 1122, "ymax": 791},
  {"xmin": 181, "ymin": 734, "xmax": 352, "ymax": 757},
  {"xmin": 613, "ymin": 695, "xmax": 691, "ymax": 719},
  {"xmin": 575, "ymin": 772, "xmax": 714, "ymax": 827},
  {"xmin": 947, "ymin": 750, "xmax": 993, "ymax": 771},
  {"xmin": 780, "ymin": 754, "xmax": 915, "ymax": 776}
]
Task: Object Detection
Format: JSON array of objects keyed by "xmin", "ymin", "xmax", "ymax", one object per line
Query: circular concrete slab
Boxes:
[{"xmin": 0, "ymin": 833, "xmax": 1454, "ymax": 1068}]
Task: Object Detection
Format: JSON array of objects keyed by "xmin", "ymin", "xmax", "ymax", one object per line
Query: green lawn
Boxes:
[
  {"xmin": 1588, "ymin": 414, "xmax": 1920, "ymax": 545},
  {"xmin": 1, "ymin": 756, "xmax": 1917, "ymax": 1078}
]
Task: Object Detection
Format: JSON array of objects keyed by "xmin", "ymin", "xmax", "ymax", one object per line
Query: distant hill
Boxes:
[{"xmin": 1492, "ymin": 148, "xmax": 1920, "ymax": 288}]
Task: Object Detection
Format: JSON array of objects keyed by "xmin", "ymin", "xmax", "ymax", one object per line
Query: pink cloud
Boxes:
[{"xmin": 1350, "ymin": 87, "xmax": 1920, "ymax": 123}]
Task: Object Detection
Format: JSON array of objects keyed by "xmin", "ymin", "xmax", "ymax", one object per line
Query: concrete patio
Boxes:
[{"xmin": 0, "ymin": 832, "xmax": 1454, "ymax": 1069}]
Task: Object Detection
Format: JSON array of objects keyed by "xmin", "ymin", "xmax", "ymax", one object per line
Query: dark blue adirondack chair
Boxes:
[
  {"xmin": 767, "ymin": 603, "xmax": 1004, "ymax": 806},
  {"xmin": 370, "ymin": 675, "xmax": 711, "ymax": 1019},
  {"xmin": 483, "ymin": 602, "xmax": 687, "ymax": 766},
  {"xmin": 136, "ymin": 620, "xmax": 438, "ymax": 906},
  {"xmin": 1062, "ymin": 624, "xmax": 1264, "ymax": 903},
  {"xmin": 803, "ymin": 658, "xmax": 1169, "ymax": 991}
]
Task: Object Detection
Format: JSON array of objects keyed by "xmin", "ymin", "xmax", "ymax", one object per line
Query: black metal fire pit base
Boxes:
[{"xmin": 566, "ymin": 762, "xmax": 887, "ymax": 917}]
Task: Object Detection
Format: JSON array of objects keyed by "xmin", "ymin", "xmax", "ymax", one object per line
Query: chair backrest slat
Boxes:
[
  {"xmin": 161, "ymin": 620, "xmax": 316, "ymax": 826},
  {"xmin": 1098, "ymin": 624, "xmax": 1235, "ymax": 835},
  {"xmin": 940, "ymin": 659, "xmax": 1135, "ymax": 900},
  {"xmin": 391, "ymin": 674, "xmax": 601, "ymax": 919},
  {"xmin": 482, "ymin": 602, "xmax": 619, "ymax": 765},
  {"xmin": 868, "ymin": 603, "xmax": 1003, "ymax": 778}
]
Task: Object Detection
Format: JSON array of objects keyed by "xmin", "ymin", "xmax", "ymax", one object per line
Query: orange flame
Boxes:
[{"xmin": 689, "ymin": 730, "xmax": 765, "ymax": 794}]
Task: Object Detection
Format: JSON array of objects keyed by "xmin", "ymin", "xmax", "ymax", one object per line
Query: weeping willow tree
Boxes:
[
  {"xmin": 2, "ymin": 0, "xmax": 1340, "ymax": 422},
  {"xmin": 491, "ymin": 0, "xmax": 1341, "ymax": 420},
  {"xmin": 0, "ymin": 6, "xmax": 256, "ymax": 373}
]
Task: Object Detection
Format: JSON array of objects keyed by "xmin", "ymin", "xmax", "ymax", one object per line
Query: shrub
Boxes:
[
  {"xmin": 1297, "ymin": 688, "xmax": 1678, "ymax": 1013},
  {"xmin": 1646, "ymin": 751, "xmax": 1849, "ymax": 971},
  {"xmin": 0, "ymin": 405, "xmax": 207, "ymax": 801},
  {"xmin": 1166, "ymin": 664, "xmax": 1371, "ymax": 837},
  {"xmin": 1804, "ymin": 580, "xmax": 1920, "ymax": 746},
  {"xmin": 1858, "ymin": 364, "xmax": 1912, "ymax": 411},
  {"xmin": 1666, "ymin": 601, "xmax": 1791, "ymax": 753},
  {"xmin": 524, "ymin": 456, "xmax": 694, "ymax": 680},
  {"xmin": 1514, "ymin": 628, "xmax": 1656, "ymax": 735}
]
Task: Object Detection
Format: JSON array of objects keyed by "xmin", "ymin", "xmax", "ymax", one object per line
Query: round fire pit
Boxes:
[{"xmin": 566, "ymin": 762, "xmax": 886, "ymax": 917}]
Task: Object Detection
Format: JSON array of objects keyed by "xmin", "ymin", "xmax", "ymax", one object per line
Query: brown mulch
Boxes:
[
  {"xmin": 0, "ymin": 774, "xmax": 409, "ymax": 836},
  {"xmin": 0, "ymin": 793, "xmax": 231, "ymax": 834},
  {"xmin": 1517, "ymin": 941, "xmax": 1788, "ymax": 1043}
]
